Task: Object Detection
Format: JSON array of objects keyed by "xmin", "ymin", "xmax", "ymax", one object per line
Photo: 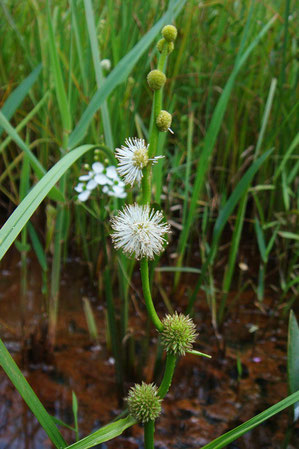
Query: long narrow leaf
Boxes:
[
  {"xmin": 47, "ymin": 0, "xmax": 71, "ymax": 131},
  {"xmin": 66, "ymin": 415, "xmax": 136, "ymax": 449},
  {"xmin": 83, "ymin": 0, "xmax": 114, "ymax": 149},
  {"xmin": 0, "ymin": 144, "xmax": 95, "ymax": 261},
  {"xmin": 288, "ymin": 310, "xmax": 299, "ymax": 421},
  {"xmin": 0, "ymin": 64, "xmax": 42, "ymax": 136},
  {"xmin": 201, "ymin": 391, "xmax": 299, "ymax": 449},
  {"xmin": 0, "ymin": 338, "xmax": 67, "ymax": 448}
]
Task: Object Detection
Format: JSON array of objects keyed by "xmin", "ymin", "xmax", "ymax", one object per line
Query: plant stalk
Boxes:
[
  {"xmin": 158, "ymin": 353, "xmax": 177, "ymax": 398},
  {"xmin": 144, "ymin": 420, "xmax": 155, "ymax": 449},
  {"xmin": 140, "ymin": 258, "xmax": 163, "ymax": 332}
]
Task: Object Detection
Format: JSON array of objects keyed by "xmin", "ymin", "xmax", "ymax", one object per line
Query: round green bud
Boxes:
[
  {"xmin": 156, "ymin": 38, "xmax": 174, "ymax": 54},
  {"xmin": 147, "ymin": 70, "xmax": 166, "ymax": 91},
  {"xmin": 156, "ymin": 110, "xmax": 172, "ymax": 132},
  {"xmin": 127, "ymin": 382, "xmax": 162, "ymax": 423},
  {"xmin": 83, "ymin": 163, "xmax": 90, "ymax": 170},
  {"xmin": 160, "ymin": 312, "xmax": 198, "ymax": 356},
  {"xmin": 162, "ymin": 25, "xmax": 177, "ymax": 42}
]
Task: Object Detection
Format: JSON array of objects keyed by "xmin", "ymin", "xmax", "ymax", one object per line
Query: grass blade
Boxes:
[
  {"xmin": 0, "ymin": 338, "xmax": 67, "ymax": 448},
  {"xmin": 83, "ymin": 0, "xmax": 114, "ymax": 149},
  {"xmin": 200, "ymin": 391, "xmax": 299, "ymax": 449},
  {"xmin": 0, "ymin": 110, "xmax": 63, "ymax": 202},
  {"xmin": 0, "ymin": 64, "xmax": 42, "ymax": 137},
  {"xmin": 28, "ymin": 222, "xmax": 48, "ymax": 272},
  {"xmin": 0, "ymin": 144, "xmax": 95, "ymax": 261},
  {"xmin": 47, "ymin": 0, "xmax": 71, "ymax": 131},
  {"xmin": 65, "ymin": 415, "xmax": 136, "ymax": 449},
  {"xmin": 254, "ymin": 216, "xmax": 267, "ymax": 263},
  {"xmin": 288, "ymin": 310, "xmax": 299, "ymax": 421}
]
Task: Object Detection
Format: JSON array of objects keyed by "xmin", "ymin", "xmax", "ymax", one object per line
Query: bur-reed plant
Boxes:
[{"xmin": 0, "ymin": 7, "xmax": 299, "ymax": 448}]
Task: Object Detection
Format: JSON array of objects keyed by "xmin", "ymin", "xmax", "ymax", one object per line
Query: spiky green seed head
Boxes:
[
  {"xmin": 156, "ymin": 38, "xmax": 174, "ymax": 54},
  {"xmin": 156, "ymin": 110, "xmax": 172, "ymax": 132},
  {"xmin": 127, "ymin": 382, "xmax": 162, "ymax": 423},
  {"xmin": 162, "ymin": 25, "xmax": 177, "ymax": 42},
  {"xmin": 147, "ymin": 70, "xmax": 166, "ymax": 91},
  {"xmin": 160, "ymin": 312, "xmax": 198, "ymax": 356}
]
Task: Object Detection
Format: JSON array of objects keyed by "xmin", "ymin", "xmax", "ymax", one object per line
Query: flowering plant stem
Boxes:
[
  {"xmin": 144, "ymin": 420, "xmax": 155, "ymax": 449},
  {"xmin": 158, "ymin": 353, "xmax": 177, "ymax": 398},
  {"xmin": 140, "ymin": 258, "xmax": 163, "ymax": 332},
  {"xmin": 141, "ymin": 43, "xmax": 168, "ymax": 206}
]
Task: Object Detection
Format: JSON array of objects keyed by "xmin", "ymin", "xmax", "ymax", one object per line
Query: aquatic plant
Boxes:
[{"xmin": 0, "ymin": 1, "xmax": 298, "ymax": 448}]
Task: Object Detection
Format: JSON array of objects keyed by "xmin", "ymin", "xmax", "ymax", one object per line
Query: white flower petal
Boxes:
[
  {"xmin": 79, "ymin": 174, "xmax": 92, "ymax": 181},
  {"xmin": 110, "ymin": 204, "xmax": 170, "ymax": 260},
  {"xmin": 117, "ymin": 191, "xmax": 127, "ymax": 198},
  {"xmin": 115, "ymin": 137, "xmax": 163, "ymax": 187},
  {"xmin": 100, "ymin": 59, "xmax": 111, "ymax": 71},
  {"xmin": 92, "ymin": 162, "xmax": 104, "ymax": 173},
  {"xmin": 78, "ymin": 190, "xmax": 91, "ymax": 202},
  {"xmin": 86, "ymin": 179, "xmax": 98, "ymax": 190},
  {"xmin": 95, "ymin": 173, "xmax": 110, "ymax": 185},
  {"xmin": 74, "ymin": 183, "xmax": 84, "ymax": 193},
  {"xmin": 106, "ymin": 166, "xmax": 118, "ymax": 180},
  {"xmin": 112, "ymin": 185, "xmax": 125, "ymax": 195}
]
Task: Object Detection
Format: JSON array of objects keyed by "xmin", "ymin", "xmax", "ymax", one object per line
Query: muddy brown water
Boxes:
[{"xmin": 0, "ymin": 251, "xmax": 298, "ymax": 449}]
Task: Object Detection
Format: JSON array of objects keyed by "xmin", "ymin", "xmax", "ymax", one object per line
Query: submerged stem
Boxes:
[
  {"xmin": 140, "ymin": 258, "xmax": 163, "ymax": 332},
  {"xmin": 144, "ymin": 420, "xmax": 155, "ymax": 449},
  {"xmin": 158, "ymin": 353, "xmax": 177, "ymax": 398}
]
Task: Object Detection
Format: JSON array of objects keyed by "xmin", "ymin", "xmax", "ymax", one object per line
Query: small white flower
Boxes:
[
  {"xmin": 92, "ymin": 162, "xmax": 104, "ymax": 173},
  {"xmin": 106, "ymin": 165, "xmax": 118, "ymax": 180},
  {"xmin": 74, "ymin": 183, "xmax": 85, "ymax": 193},
  {"xmin": 78, "ymin": 190, "xmax": 91, "ymax": 202},
  {"xmin": 115, "ymin": 138, "xmax": 163, "ymax": 186},
  {"xmin": 100, "ymin": 59, "xmax": 111, "ymax": 71},
  {"xmin": 74, "ymin": 182, "xmax": 93, "ymax": 202},
  {"xmin": 110, "ymin": 184, "xmax": 127, "ymax": 198},
  {"xmin": 95, "ymin": 173, "xmax": 110, "ymax": 185},
  {"xmin": 79, "ymin": 170, "xmax": 98, "ymax": 190},
  {"xmin": 110, "ymin": 203, "xmax": 170, "ymax": 260}
]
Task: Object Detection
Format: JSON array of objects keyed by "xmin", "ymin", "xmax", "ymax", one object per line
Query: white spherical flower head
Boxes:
[
  {"xmin": 110, "ymin": 204, "xmax": 170, "ymax": 260},
  {"xmin": 100, "ymin": 58, "xmax": 111, "ymax": 71},
  {"xmin": 115, "ymin": 138, "xmax": 163, "ymax": 186}
]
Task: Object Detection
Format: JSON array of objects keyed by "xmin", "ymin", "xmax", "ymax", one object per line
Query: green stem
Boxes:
[
  {"xmin": 158, "ymin": 42, "xmax": 168, "ymax": 72},
  {"xmin": 140, "ymin": 258, "xmax": 163, "ymax": 332},
  {"xmin": 141, "ymin": 41, "xmax": 168, "ymax": 205},
  {"xmin": 158, "ymin": 353, "xmax": 177, "ymax": 398},
  {"xmin": 144, "ymin": 420, "xmax": 155, "ymax": 449}
]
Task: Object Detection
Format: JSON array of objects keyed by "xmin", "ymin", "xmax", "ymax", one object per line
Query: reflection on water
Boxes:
[{"xmin": 0, "ymin": 251, "xmax": 297, "ymax": 448}]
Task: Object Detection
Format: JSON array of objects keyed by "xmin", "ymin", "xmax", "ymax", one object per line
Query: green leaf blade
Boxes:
[
  {"xmin": 201, "ymin": 391, "xmax": 299, "ymax": 449},
  {"xmin": 0, "ymin": 338, "xmax": 67, "ymax": 448},
  {"xmin": 0, "ymin": 144, "xmax": 95, "ymax": 261},
  {"xmin": 65, "ymin": 415, "xmax": 136, "ymax": 449}
]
